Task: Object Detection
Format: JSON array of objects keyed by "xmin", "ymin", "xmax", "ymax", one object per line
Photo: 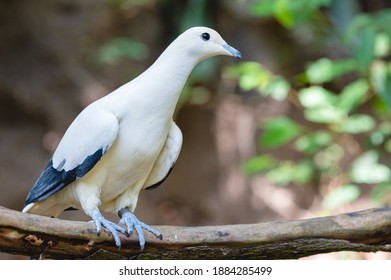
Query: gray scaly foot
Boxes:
[
  {"xmin": 118, "ymin": 207, "xmax": 162, "ymax": 251},
  {"xmin": 89, "ymin": 208, "xmax": 128, "ymax": 249}
]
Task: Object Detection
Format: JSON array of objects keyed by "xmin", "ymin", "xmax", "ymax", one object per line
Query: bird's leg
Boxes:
[
  {"xmin": 89, "ymin": 208, "xmax": 128, "ymax": 249},
  {"xmin": 118, "ymin": 207, "xmax": 163, "ymax": 251}
]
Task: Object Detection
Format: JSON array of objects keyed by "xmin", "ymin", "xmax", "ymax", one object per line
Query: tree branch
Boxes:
[{"xmin": 1, "ymin": 206, "xmax": 391, "ymax": 259}]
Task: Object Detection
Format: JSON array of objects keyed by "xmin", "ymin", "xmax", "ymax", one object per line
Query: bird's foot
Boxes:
[
  {"xmin": 118, "ymin": 207, "xmax": 163, "ymax": 251},
  {"xmin": 89, "ymin": 208, "xmax": 128, "ymax": 249}
]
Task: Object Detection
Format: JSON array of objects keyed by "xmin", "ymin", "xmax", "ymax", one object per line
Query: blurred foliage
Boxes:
[
  {"xmin": 97, "ymin": 0, "xmax": 215, "ymax": 112},
  {"xmin": 251, "ymin": 0, "xmax": 332, "ymax": 28},
  {"xmin": 95, "ymin": 37, "xmax": 149, "ymax": 65},
  {"xmin": 93, "ymin": 0, "xmax": 154, "ymax": 66},
  {"xmin": 227, "ymin": 0, "xmax": 391, "ymax": 212},
  {"xmin": 176, "ymin": 0, "xmax": 217, "ymax": 109}
]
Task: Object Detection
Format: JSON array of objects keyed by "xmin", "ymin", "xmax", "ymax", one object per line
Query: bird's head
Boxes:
[{"xmin": 176, "ymin": 27, "xmax": 241, "ymax": 62}]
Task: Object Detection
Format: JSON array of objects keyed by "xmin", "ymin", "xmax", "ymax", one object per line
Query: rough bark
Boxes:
[{"xmin": 1, "ymin": 206, "xmax": 391, "ymax": 259}]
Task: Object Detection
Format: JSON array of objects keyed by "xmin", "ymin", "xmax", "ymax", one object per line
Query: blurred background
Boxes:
[{"xmin": 1, "ymin": 0, "xmax": 391, "ymax": 259}]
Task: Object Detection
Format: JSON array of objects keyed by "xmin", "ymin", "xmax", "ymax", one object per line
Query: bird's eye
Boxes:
[{"xmin": 201, "ymin": 32, "xmax": 210, "ymax": 41}]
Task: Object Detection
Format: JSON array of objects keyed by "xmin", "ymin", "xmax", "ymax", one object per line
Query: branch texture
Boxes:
[{"xmin": 1, "ymin": 206, "xmax": 391, "ymax": 259}]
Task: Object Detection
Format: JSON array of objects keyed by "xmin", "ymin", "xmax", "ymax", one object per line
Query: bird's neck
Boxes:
[
  {"xmin": 135, "ymin": 41, "xmax": 200, "ymax": 115},
  {"xmin": 106, "ymin": 41, "xmax": 201, "ymax": 124}
]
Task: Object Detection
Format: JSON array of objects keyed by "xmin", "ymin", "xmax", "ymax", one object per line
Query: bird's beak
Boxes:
[{"xmin": 223, "ymin": 44, "xmax": 242, "ymax": 59}]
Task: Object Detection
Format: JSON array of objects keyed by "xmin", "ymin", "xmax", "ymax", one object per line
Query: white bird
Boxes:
[{"xmin": 23, "ymin": 26, "xmax": 241, "ymax": 250}]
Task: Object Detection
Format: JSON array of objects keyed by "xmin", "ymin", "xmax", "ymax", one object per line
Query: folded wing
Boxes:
[
  {"xmin": 24, "ymin": 108, "xmax": 119, "ymax": 207},
  {"xmin": 144, "ymin": 122, "xmax": 183, "ymax": 190}
]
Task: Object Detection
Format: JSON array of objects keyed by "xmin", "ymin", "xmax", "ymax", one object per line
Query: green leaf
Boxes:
[
  {"xmin": 241, "ymin": 69, "xmax": 270, "ymax": 91},
  {"xmin": 371, "ymin": 183, "xmax": 391, "ymax": 206},
  {"xmin": 242, "ymin": 155, "xmax": 277, "ymax": 175},
  {"xmin": 266, "ymin": 160, "xmax": 314, "ymax": 186},
  {"xmin": 370, "ymin": 61, "xmax": 391, "ymax": 107},
  {"xmin": 337, "ymin": 79, "xmax": 368, "ymax": 112},
  {"xmin": 375, "ymin": 33, "xmax": 391, "ymax": 57},
  {"xmin": 306, "ymin": 58, "xmax": 356, "ymax": 84},
  {"xmin": 224, "ymin": 62, "xmax": 271, "ymax": 91},
  {"xmin": 304, "ymin": 106, "xmax": 346, "ymax": 123},
  {"xmin": 225, "ymin": 62, "xmax": 291, "ymax": 101},
  {"xmin": 298, "ymin": 87, "xmax": 337, "ymax": 108},
  {"xmin": 267, "ymin": 162, "xmax": 295, "ymax": 186},
  {"xmin": 322, "ymin": 184, "xmax": 360, "ymax": 210},
  {"xmin": 345, "ymin": 13, "xmax": 378, "ymax": 71},
  {"xmin": 300, "ymin": 81, "xmax": 369, "ymax": 126},
  {"xmin": 263, "ymin": 77, "xmax": 291, "ymax": 101},
  {"xmin": 313, "ymin": 143, "xmax": 344, "ymax": 169},
  {"xmin": 299, "ymin": 87, "xmax": 347, "ymax": 124},
  {"xmin": 355, "ymin": 27, "xmax": 376, "ymax": 72},
  {"xmin": 250, "ymin": 0, "xmax": 275, "ymax": 16},
  {"xmin": 293, "ymin": 161, "xmax": 315, "ymax": 184},
  {"xmin": 344, "ymin": 14, "xmax": 371, "ymax": 44},
  {"xmin": 333, "ymin": 114, "xmax": 375, "ymax": 134},
  {"xmin": 275, "ymin": 0, "xmax": 294, "ymax": 28},
  {"xmin": 379, "ymin": 122, "xmax": 391, "ymax": 135},
  {"xmin": 369, "ymin": 131, "xmax": 385, "ymax": 146},
  {"xmin": 96, "ymin": 37, "xmax": 149, "ymax": 64},
  {"xmin": 224, "ymin": 62, "xmax": 261, "ymax": 76},
  {"xmin": 350, "ymin": 151, "xmax": 391, "ymax": 184},
  {"xmin": 384, "ymin": 139, "xmax": 391, "ymax": 153},
  {"xmin": 372, "ymin": 122, "xmax": 391, "ymax": 146},
  {"xmin": 251, "ymin": 0, "xmax": 332, "ymax": 27},
  {"xmin": 240, "ymin": 73, "xmax": 265, "ymax": 91},
  {"xmin": 259, "ymin": 117, "xmax": 304, "ymax": 149},
  {"xmin": 374, "ymin": 10, "xmax": 391, "ymax": 35},
  {"xmin": 295, "ymin": 130, "xmax": 332, "ymax": 154},
  {"xmin": 306, "ymin": 58, "xmax": 334, "ymax": 83}
]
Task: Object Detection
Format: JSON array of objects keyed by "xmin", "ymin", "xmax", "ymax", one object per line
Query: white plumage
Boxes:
[{"xmin": 23, "ymin": 26, "xmax": 241, "ymax": 250}]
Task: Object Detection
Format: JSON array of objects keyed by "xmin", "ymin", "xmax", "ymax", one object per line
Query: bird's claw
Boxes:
[
  {"xmin": 118, "ymin": 207, "xmax": 162, "ymax": 251},
  {"xmin": 90, "ymin": 209, "xmax": 127, "ymax": 249}
]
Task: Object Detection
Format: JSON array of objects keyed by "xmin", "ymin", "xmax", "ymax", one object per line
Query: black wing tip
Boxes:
[
  {"xmin": 24, "ymin": 149, "xmax": 105, "ymax": 206},
  {"xmin": 24, "ymin": 158, "xmax": 68, "ymax": 206},
  {"xmin": 64, "ymin": 207, "xmax": 79, "ymax": 211},
  {"xmin": 145, "ymin": 165, "xmax": 175, "ymax": 191}
]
